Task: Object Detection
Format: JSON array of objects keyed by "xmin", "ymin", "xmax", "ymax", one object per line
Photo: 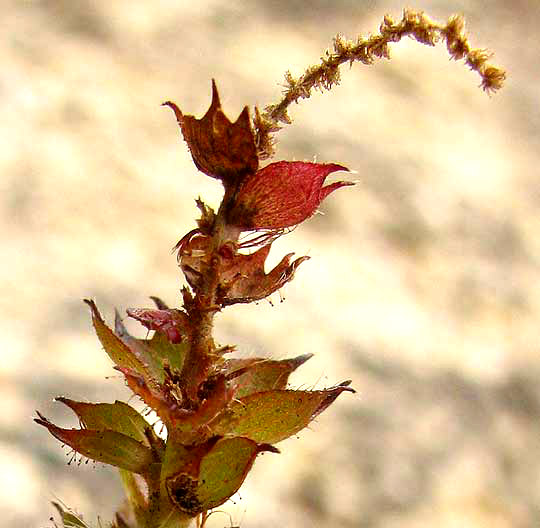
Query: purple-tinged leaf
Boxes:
[
  {"xmin": 168, "ymin": 375, "xmax": 235, "ymax": 440},
  {"xmin": 127, "ymin": 308, "xmax": 190, "ymax": 345},
  {"xmin": 113, "ymin": 310, "xmax": 166, "ymax": 382},
  {"xmin": 35, "ymin": 413, "xmax": 156, "ymax": 473}
]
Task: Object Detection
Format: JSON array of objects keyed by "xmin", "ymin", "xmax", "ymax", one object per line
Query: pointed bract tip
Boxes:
[
  {"xmin": 54, "ymin": 397, "xmax": 81, "ymax": 412},
  {"xmin": 236, "ymin": 105, "xmax": 252, "ymax": 126},
  {"xmin": 162, "ymin": 101, "xmax": 184, "ymax": 124},
  {"xmin": 258, "ymin": 443, "xmax": 281, "ymax": 454},
  {"xmin": 34, "ymin": 410, "xmax": 50, "ymax": 427},
  {"xmin": 210, "ymin": 78, "xmax": 220, "ymax": 105},
  {"xmin": 292, "ymin": 353, "xmax": 315, "ymax": 367},
  {"xmin": 36, "ymin": 410, "xmax": 46, "ymax": 419},
  {"xmin": 337, "ymin": 380, "xmax": 356, "ymax": 393},
  {"xmin": 83, "ymin": 298, "xmax": 100, "ymax": 319},
  {"xmin": 149, "ymin": 295, "xmax": 169, "ymax": 310},
  {"xmin": 327, "ymin": 163, "xmax": 349, "ymax": 173}
]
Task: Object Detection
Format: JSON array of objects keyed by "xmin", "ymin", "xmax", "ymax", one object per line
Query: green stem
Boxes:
[{"xmin": 151, "ymin": 509, "xmax": 195, "ymax": 528}]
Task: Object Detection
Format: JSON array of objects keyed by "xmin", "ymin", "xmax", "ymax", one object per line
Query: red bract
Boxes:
[{"xmin": 227, "ymin": 161, "xmax": 354, "ymax": 230}]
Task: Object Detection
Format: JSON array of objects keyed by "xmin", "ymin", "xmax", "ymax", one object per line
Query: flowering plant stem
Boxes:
[{"xmin": 36, "ymin": 8, "xmax": 504, "ymax": 528}]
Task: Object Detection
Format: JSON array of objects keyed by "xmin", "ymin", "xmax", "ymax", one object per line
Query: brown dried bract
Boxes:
[{"xmin": 163, "ymin": 80, "xmax": 259, "ymax": 187}]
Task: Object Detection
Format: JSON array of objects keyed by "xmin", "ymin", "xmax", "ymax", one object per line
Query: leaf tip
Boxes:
[
  {"xmin": 258, "ymin": 443, "xmax": 280, "ymax": 454},
  {"xmin": 83, "ymin": 298, "xmax": 101, "ymax": 321},
  {"xmin": 292, "ymin": 353, "xmax": 314, "ymax": 369}
]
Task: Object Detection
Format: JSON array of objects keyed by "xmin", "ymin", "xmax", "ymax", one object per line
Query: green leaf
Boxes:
[
  {"xmin": 84, "ymin": 300, "xmax": 154, "ymax": 384},
  {"xmin": 225, "ymin": 354, "xmax": 313, "ymax": 398},
  {"xmin": 164, "ymin": 437, "xmax": 278, "ymax": 515},
  {"xmin": 195, "ymin": 437, "xmax": 277, "ymax": 510},
  {"xmin": 55, "ymin": 398, "xmax": 163, "ymax": 451},
  {"xmin": 143, "ymin": 331, "xmax": 187, "ymax": 377},
  {"xmin": 52, "ymin": 502, "xmax": 91, "ymax": 528},
  {"xmin": 208, "ymin": 385, "xmax": 354, "ymax": 444},
  {"xmin": 35, "ymin": 413, "xmax": 155, "ymax": 473}
]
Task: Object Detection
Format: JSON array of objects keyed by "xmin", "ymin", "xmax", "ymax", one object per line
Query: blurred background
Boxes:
[{"xmin": 2, "ymin": 1, "xmax": 539, "ymax": 527}]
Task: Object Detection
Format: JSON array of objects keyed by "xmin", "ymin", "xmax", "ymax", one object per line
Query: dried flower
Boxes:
[
  {"xmin": 178, "ymin": 235, "xmax": 310, "ymax": 304},
  {"xmin": 163, "ymin": 80, "xmax": 258, "ymax": 188}
]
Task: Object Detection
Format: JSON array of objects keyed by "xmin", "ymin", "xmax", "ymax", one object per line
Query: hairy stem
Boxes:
[
  {"xmin": 254, "ymin": 8, "xmax": 506, "ymax": 158},
  {"xmin": 179, "ymin": 188, "xmax": 239, "ymax": 405}
]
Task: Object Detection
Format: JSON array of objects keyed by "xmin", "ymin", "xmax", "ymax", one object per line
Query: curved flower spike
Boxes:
[
  {"xmin": 227, "ymin": 161, "xmax": 354, "ymax": 230},
  {"xmin": 163, "ymin": 80, "xmax": 259, "ymax": 187}
]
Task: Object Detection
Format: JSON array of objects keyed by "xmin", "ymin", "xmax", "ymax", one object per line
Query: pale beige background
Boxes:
[{"xmin": 2, "ymin": 1, "xmax": 539, "ymax": 527}]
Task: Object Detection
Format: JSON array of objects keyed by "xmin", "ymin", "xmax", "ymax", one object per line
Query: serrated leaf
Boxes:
[
  {"xmin": 225, "ymin": 354, "xmax": 313, "ymax": 398},
  {"xmin": 35, "ymin": 413, "xmax": 155, "ymax": 473},
  {"xmin": 56, "ymin": 398, "xmax": 162, "ymax": 450},
  {"xmin": 208, "ymin": 385, "xmax": 354, "ymax": 444},
  {"xmin": 84, "ymin": 300, "xmax": 154, "ymax": 384}
]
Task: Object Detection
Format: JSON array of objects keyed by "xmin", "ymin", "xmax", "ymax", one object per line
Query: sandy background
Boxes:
[{"xmin": 2, "ymin": 1, "xmax": 540, "ymax": 527}]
